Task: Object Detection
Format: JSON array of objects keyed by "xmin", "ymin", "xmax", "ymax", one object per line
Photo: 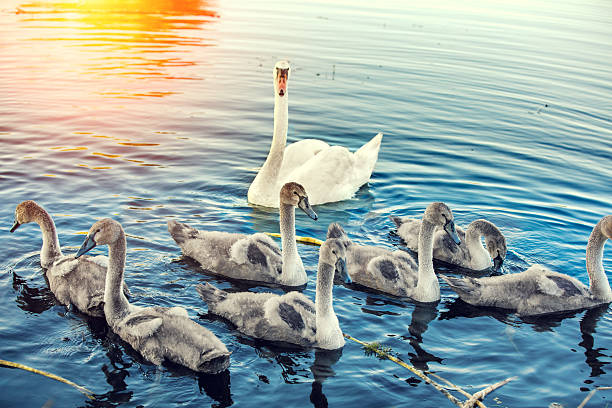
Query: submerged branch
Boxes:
[
  {"xmin": 0, "ymin": 359, "xmax": 94, "ymax": 400},
  {"xmin": 577, "ymin": 386, "xmax": 612, "ymax": 408},
  {"xmin": 344, "ymin": 333, "xmax": 516, "ymax": 408}
]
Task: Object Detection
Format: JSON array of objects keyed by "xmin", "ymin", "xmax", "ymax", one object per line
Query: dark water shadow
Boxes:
[
  {"xmin": 402, "ymin": 302, "xmax": 442, "ymax": 371},
  {"xmin": 10, "ymin": 268, "xmax": 56, "ymax": 314},
  {"xmin": 440, "ymin": 298, "xmax": 610, "ymax": 379}
]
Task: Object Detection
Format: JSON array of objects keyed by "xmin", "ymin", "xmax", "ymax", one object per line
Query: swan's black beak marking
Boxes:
[
  {"xmin": 76, "ymin": 235, "xmax": 97, "ymax": 258},
  {"xmin": 10, "ymin": 219, "xmax": 20, "ymax": 233},
  {"xmin": 298, "ymin": 196, "xmax": 317, "ymax": 221}
]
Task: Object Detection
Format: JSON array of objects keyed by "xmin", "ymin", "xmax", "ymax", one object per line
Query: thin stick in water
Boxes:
[{"xmin": 0, "ymin": 359, "xmax": 94, "ymax": 400}]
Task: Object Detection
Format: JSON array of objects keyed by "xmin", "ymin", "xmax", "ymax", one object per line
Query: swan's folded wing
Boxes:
[
  {"xmin": 120, "ymin": 312, "xmax": 163, "ymax": 338},
  {"xmin": 229, "ymin": 235, "xmax": 267, "ymax": 267},
  {"xmin": 49, "ymin": 257, "xmax": 79, "ymax": 277},
  {"xmin": 251, "ymin": 233, "xmax": 282, "ymax": 256},
  {"xmin": 534, "ymin": 269, "xmax": 588, "ymax": 297},
  {"xmin": 281, "ymin": 139, "xmax": 330, "ymax": 176}
]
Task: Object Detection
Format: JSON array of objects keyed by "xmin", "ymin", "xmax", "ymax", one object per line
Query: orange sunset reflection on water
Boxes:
[{"xmin": 9, "ymin": 0, "xmax": 219, "ymax": 99}]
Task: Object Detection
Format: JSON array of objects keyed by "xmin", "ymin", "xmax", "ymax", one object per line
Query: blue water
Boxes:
[{"xmin": 1, "ymin": 0, "xmax": 611, "ymax": 406}]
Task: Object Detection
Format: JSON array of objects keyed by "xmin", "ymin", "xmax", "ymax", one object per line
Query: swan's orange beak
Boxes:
[{"xmin": 276, "ymin": 68, "xmax": 288, "ymax": 97}]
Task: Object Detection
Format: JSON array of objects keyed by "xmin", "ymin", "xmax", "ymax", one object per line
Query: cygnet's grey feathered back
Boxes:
[
  {"xmin": 196, "ymin": 237, "xmax": 347, "ymax": 349},
  {"xmin": 197, "ymin": 284, "xmax": 317, "ymax": 347},
  {"xmin": 76, "ymin": 217, "xmax": 230, "ymax": 374},
  {"xmin": 11, "ymin": 200, "xmax": 128, "ymax": 317},
  {"xmin": 168, "ymin": 220, "xmax": 283, "ymax": 283},
  {"xmin": 114, "ymin": 305, "xmax": 231, "ymax": 373},
  {"xmin": 327, "ymin": 222, "xmax": 418, "ymax": 297},
  {"xmin": 442, "ymin": 266, "xmax": 593, "ymax": 316},
  {"xmin": 391, "ymin": 216, "xmax": 506, "ymax": 271},
  {"xmin": 441, "ymin": 215, "xmax": 612, "ymax": 316}
]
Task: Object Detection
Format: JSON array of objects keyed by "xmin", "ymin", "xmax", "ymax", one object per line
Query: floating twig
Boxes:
[
  {"xmin": 343, "ymin": 333, "xmax": 516, "ymax": 408},
  {"xmin": 265, "ymin": 232, "xmax": 323, "ymax": 246},
  {"xmin": 462, "ymin": 376, "xmax": 517, "ymax": 408},
  {"xmin": 0, "ymin": 359, "xmax": 94, "ymax": 400},
  {"xmin": 344, "ymin": 333, "xmax": 463, "ymax": 406},
  {"xmin": 577, "ymin": 386, "xmax": 612, "ymax": 408},
  {"xmin": 429, "ymin": 373, "xmax": 487, "ymax": 408}
]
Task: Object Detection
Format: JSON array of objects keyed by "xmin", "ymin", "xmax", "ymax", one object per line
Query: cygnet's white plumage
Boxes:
[
  {"xmin": 442, "ymin": 215, "xmax": 612, "ymax": 316},
  {"xmin": 247, "ymin": 60, "xmax": 383, "ymax": 208},
  {"xmin": 10, "ymin": 200, "xmax": 128, "ymax": 317},
  {"xmin": 331, "ymin": 203, "xmax": 461, "ymax": 302},
  {"xmin": 76, "ymin": 218, "xmax": 230, "ymax": 373},
  {"xmin": 197, "ymin": 238, "xmax": 349, "ymax": 350},
  {"xmin": 391, "ymin": 217, "xmax": 507, "ymax": 271},
  {"xmin": 168, "ymin": 182, "xmax": 317, "ymax": 287}
]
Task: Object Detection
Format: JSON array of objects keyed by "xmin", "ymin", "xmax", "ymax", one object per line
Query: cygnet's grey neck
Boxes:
[
  {"xmin": 315, "ymin": 262, "xmax": 335, "ymax": 318},
  {"xmin": 586, "ymin": 220, "xmax": 612, "ymax": 300},
  {"xmin": 35, "ymin": 210, "xmax": 62, "ymax": 268},
  {"xmin": 279, "ymin": 202, "xmax": 304, "ymax": 285},
  {"xmin": 465, "ymin": 221, "xmax": 491, "ymax": 266},
  {"xmin": 414, "ymin": 219, "xmax": 439, "ymax": 302},
  {"xmin": 104, "ymin": 229, "xmax": 131, "ymax": 322}
]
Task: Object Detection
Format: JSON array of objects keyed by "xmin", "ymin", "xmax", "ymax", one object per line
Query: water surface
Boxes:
[{"xmin": 1, "ymin": 0, "xmax": 611, "ymax": 407}]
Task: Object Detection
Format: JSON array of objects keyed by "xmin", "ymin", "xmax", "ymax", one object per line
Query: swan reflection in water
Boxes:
[
  {"xmin": 10, "ymin": 269, "xmax": 56, "ymax": 314},
  {"xmin": 440, "ymin": 297, "xmax": 610, "ymax": 379},
  {"xmin": 310, "ymin": 348, "xmax": 343, "ymax": 408}
]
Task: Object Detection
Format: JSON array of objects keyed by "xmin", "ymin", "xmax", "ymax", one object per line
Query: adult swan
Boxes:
[{"xmin": 248, "ymin": 60, "xmax": 383, "ymax": 208}]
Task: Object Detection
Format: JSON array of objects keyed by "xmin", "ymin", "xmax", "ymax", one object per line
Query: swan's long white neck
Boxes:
[
  {"xmin": 586, "ymin": 220, "xmax": 612, "ymax": 301},
  {"xmin": 104, "ymin": 230, "xmax": 131, "ymax": 324},
  {"xmin": 315, "ymin": 262, "xmax": 344, "ymax": 349},
  {"xmin": 34, "ymin": 210, "xmax": 62, "ymax": 268},
  {"xmin": 279, "ymin": 202, "xmax": 305, "ymax": 286},
  {"xmin": 465, "ymin": 222, "xmax": 492, "ymax": 269},
  {"xmin": 249, "ymin": 93, "xmax": 288, "ymax": 206},
  {"xmin": 413, "ymin": 219, "xmax": 440, "ymax": 302}
]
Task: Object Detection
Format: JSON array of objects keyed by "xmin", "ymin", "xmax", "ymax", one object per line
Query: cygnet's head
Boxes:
[
  {"xmin": 75, "ymin": 218, "xmax": 124, "ymax": 258},
  {"xmin": 280, "ymin": 182, "xmax": 317, "ymax": 220},
  {"xmin": 485, "ymin": 228, "xmax": 507, "ymax": 271},
  {"xmin": 273, "ymin": 60, "xmax": 290, "ymax": 98},
  {"xmin": 11, "ymin": 200, "xmax": 45, "ymax": 232},
  {"xmin": 319, "ymin": 238, "xmax": 351, "ymax": 284},
  {"xmin": 600, "ymin": 215, "xmax": 612, "ymax": 239},
  {"xmin": 423, "ymin": 202, "xmax": 461, "ymax": 245}
]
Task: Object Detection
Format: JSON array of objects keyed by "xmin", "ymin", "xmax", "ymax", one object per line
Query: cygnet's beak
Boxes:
[
  {"xmin": 445, "ymin": 220, "xmax": 461, "ymax": 245},
  {"xmin": 298, "ymin": 196, "xmax": 318, "ymax": 221},
  {"xmin": 335, "ymin": 258, "xmax": 351, "ymax": 284},
  {"xmin": 10, "ymin": 219, "xmax": 20, "ymax": 233},
  {"xmin": 75, "ymin": 234, "xmax": 97, "ymax": 258},
  {"xmin": 493, "ymin": 253, "xmax": 504, "ymax": 271}
]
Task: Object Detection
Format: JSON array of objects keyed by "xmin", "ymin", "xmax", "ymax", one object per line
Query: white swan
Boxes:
[
  {"xmin": 196, "ymin": 238, "xmax": 350, "ymax": 350},
  {"xmin": 442, "ymin": 215, "xmax": 612, "ymax": 316},
  {"xmin": 10, "ymin": 200, "xmax": 128, "ymax": 317},
  {"xmin": 168, "ymin": 182, "xmax": 317, "ymax": 287},
  {"xmin": 330, "ymin": 203, "xmax": 460, "ymax": 302},
  {"xmin": 391, "ymin": 217, "xmax": 507, "ymax": 271},
  {"xmin": 247, "ymin": 60, "xmax": 383, "ymax": 208},
  {"xmin": 75, "ymin": 218, "xmax": 230, "ymax": 373}
]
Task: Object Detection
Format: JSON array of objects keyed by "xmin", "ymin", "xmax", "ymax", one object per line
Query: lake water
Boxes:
[{"xmin": 1, "ymin": 0, "xmax": 611, "ymax": 406}]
